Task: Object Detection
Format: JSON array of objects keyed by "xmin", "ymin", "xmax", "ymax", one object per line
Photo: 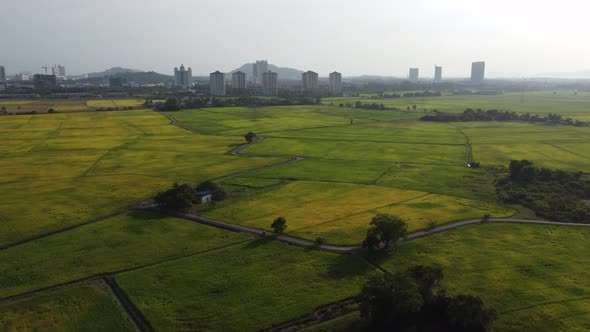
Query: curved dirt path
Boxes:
[
  {"xmin": 146, "ymin": 207, "xmax": 590, "ymax": 254},
  {"xmin": 148, "ymin": 208, "xmax": 361, "ymax": 254}
]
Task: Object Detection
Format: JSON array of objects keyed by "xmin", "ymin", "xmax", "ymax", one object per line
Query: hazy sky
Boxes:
[{"xmin": 2, "ymin": 0, "xmax": 589, "ymax": 77}]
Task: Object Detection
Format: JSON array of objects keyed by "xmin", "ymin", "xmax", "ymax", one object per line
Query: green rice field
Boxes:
[{"xmin": 1, "ymin": 92, "xmax": 590, "ymax": 331}]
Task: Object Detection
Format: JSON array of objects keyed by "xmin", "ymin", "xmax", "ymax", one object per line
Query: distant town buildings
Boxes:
[
  {"xmin": 253, "ymin": 60, "xmax": 268, "ymax": 84},
  {"xmin": 173, "ymin": 64, "xmax": 192, "ymax": 89},
  {"xmin": 262, "ymin": 71, "xmax": 278, "ymax": 96},
  {"xmin": 232, "ymin": 71, "xmax": 247, "ymax": 93},
  {"xmin": 15, "ymin": 73, "xmax": 29, "ymax": 81},
  {"xmin": 329, "ymin": 71, "xmax": 342, "ymax": 94},
  {"xmin": 0, "ymin": 66, "xmax": 5, "ymax": 82},
  {"xmin": 409, "ymin": 68, "xmax": 419, "ymax": 81},
  {"xmin": 109, "ymin": 76, "xmax": 125, "ymax": 87},
  {"xmin": 434, "ymin": 66, "xmax": 442, "ymax": 82},
  {"xmin": 33, "ymin": 74, "xmax": 57, "ymax": 89},
  {"xmin": 209, "ymin": 71, "xmax": 226, "ymax": 96},
  {"xmin": 51, "ymin": 64, "xmax": 66, "ymax": 78},
  {"xmin": 471, "ymin": 61, "xmax": 485, "ymax": 82},
  {"xmin": 302, "ymin": 70, "xmax": 318, "ymax": 92}
]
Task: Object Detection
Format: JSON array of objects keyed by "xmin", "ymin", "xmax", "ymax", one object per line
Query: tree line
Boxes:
[
  {"xmin": 496, "ymin": 160, "xmax": 590, "ymax": 222},
  {"xmin": 421, "ymin": 108, "xmax": 589, "ymax": 126},
  {"xmin": 358, "ymin": 265, "xmax": 496, "ymax": 331},
  {"xmin": 147, "ymin": 96, "xmax": 321, "ymax": 112}
]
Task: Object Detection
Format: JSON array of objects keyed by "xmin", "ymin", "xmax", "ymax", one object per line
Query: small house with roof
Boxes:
[{"xmin": 196, "ymin": 191, "xmax": 212, "ymax": 204}]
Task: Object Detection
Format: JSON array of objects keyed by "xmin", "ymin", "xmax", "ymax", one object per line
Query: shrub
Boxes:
[
  {"xmin": 154, "ymin": 183, "xmax": 195, "ymax": 211},
  {"xmin": 271, "ymin": 216, "xmax": 287, "ymax": 233}
]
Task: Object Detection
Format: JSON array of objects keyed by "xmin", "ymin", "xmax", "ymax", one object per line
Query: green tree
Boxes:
[
  {"xmin": 362, "ymin": 214, "xmax": 408, "ymax": 251},
  {"xmin": 196, "ymin": 180, "xmax": 226, "ymax": 201},
  {"xmin": 154, "ymin": 183, "xmax": 195, "ymax": 211},
  {"xmin": 360, "ymin": 273, "xmax": 423, "ymax": 330},
  {"xmin": 271, "ymin": 216, "xmax": 287, "ymax": 233},
  {"xmin": 443, "ymin": 295, "xmax": 497, "ymax": 332},
  {"xmin": 245, "ymin": 132, "xmax": 257, "ymax": 143},
  {"xmin": 360, "ymin": 266, "xmax": 496, "ymax": 332},
  {"xmin": 160, "ymin": 98, "xmax": 180, "ymax": 111},
  {"xmin": 407, "ymin": 265, "xmax": 444, "ymax": 301}
]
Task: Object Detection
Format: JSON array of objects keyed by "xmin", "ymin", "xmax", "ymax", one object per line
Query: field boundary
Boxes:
[
  {"xmin": 104, "ymin": 276, "xmax": 154, "ymax": 332},
  {"xmin": 144, "ymin": 205, "xmax": 590, "ymax": 253}
]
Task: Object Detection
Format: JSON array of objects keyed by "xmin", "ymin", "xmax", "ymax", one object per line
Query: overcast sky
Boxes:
[{"xmin": 1, "ymin": 0, "xmax": 589, "ymax": 77}]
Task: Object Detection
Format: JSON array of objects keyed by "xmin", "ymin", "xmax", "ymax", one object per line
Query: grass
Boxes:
[
  {"xmin": 204, "ymin": 181, "xmax": 424, "ymax": 233},
  {"xmin": 116, "ymin": 240, "xmax": 380, "ymax": 331},
  {"xmin": 0, "ymin": 110, "xmax": 282, "ymax": 246},
  {"xmin": 324, "ymin": 91, "xmax": 590, "ymax": 118},
  {"xmin": 245, "ymin": 158, "xmax": 393, "ymax": 184},
  {"xmin": 0, "ymin": 98, "xmax": 144, "ymax": 114},
  {"xmin": 204, "ymin": 180, "xmax": 512, "ymax": 244},
  {"xmin": 375, "ymin": 164, "xmax": 497, "ymax": 200},
  {"xmin": 0, "ymin": 211, "xmax": 249, "ymax": 298},
  {"xmin": 290, "ymin": 193, "xmax": 514, "ymax": 245},
  {"xmin": 0, "ymin": 281, "xmax": 134, "ymax": 331},
  {"xmin": 242, "ymin": 137, "xmax": 465, "ymax": 165},
  {"xmin": 378, "ymin": 223, "xmax": 590, "ymax": 332}
]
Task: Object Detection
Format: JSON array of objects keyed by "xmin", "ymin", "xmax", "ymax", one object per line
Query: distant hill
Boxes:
[
  {"xmin": 85, "ymin": 67, "xmax": 144, "ymax": 78},
  {"xmin": 75, "ymin": 70, "xmax": 173, "ymax": 85},
  {"xmin": 230, "ymin": 63, "xmax": 304, "ymax": 80}
]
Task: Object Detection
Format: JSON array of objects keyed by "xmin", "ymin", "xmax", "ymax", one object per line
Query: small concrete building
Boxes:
[{"xmin": 196, "ymin": 191, "xmax": 212, "ymax": 204}]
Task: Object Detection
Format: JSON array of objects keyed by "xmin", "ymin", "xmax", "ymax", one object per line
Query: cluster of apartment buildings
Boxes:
[
  {"xmin": 173, "ymin": 60, "xmax": 486, "ymax": 96},
  {"xmin": 407, "ymin": 61, "xmax": 485, "ymax": 83},
  {"xmin": 173, "ymin": 60, "xmax": 343, "ymax": 97},
  {"xmin": 0, "ymin": 65, "xmax": 66, "ymax": 88}
]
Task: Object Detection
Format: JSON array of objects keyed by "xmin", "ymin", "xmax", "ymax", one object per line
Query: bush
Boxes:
[
  {"xmin": 496, "ymin": 160, "xmax": 590, "ymax": 222},
  {"xmin": 245, "ymin": 132, "xmax": 257, "ymax": 143},
  {"xmin": 362, "ymin": 214, "xmax": 408, "ymax": 252},
  {"xmin": 315, "ymin": 236, "xmax": 326, "ymax": 245},
  {"xmin": 154, "ymin": 183, "xmax": 195, "ymax": 211},
  {"xmin": 271, "ymin": 216, "xmax": 287, "ymax": 233},
  {"xmin": 196, "ymin": 180, "xmax": 226, "ymax": 202},
  {"xmin": 360, "ymin": 265, "xmax": 496, "ymax": 331}
]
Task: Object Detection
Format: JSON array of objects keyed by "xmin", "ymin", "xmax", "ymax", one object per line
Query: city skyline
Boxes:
[{"xmin": 2, "ymin": 0, "xmax": 589, "ymax": 78}]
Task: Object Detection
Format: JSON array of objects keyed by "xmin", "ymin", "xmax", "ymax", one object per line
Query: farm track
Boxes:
[
  {"xmin": 146, "ymin": 206, "xmax": 590, "ymax": 254},
  {"xmin": 104, "ymin": 276, "xmax": 154, "ymax": 332}
]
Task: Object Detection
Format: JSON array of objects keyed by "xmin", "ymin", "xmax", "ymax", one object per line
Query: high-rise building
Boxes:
[
  {"xmin": 174, "ymin": 64, "xmax": 192, "ymax": 89},
  {"xmin": 471, "ymin": 61, "xmax": 485, "ymax": 82},
  {"xmin": 302, "ymin": 70, "xmax": 318, "ymax": 92},
  {"xmin": 434, "ymin": 66, "xmax": 442, "ymax": 82},
  {"xmin": 33, "ymin": 74, "xmax": 57, "ymax": 89},
  {"xmin": 409, "ymin": 68, "xmax": 419, "ymax": 81},
  {"xmin": 232, "ymin": 71, "xmax": 247, "ymax": 93},
  {"xmin": 0, "ymin": 66, "xmax": 5, "ymax": 83},
  {"xmin": 209, "ymin": 71, "xmax": 226, "ymax": 96},
  {"xmin": 328, "ymin": 71, "xmax": 342, "ymax": 94},
  {"xmin": 51, "ymin": 64, "xmax": 66, "ymax": 77},
  {"xmin": 253, "ymin": 60, "xmax": 268, "ymax": 84},
  {"xmin": 262, "ymin": 71, "xmax": 278, "ymax": 96}
]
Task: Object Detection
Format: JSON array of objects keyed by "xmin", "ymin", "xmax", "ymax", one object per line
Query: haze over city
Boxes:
[{"xmin": 2, "ymin": 0, "xmax": 589, "ymax": 78}]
